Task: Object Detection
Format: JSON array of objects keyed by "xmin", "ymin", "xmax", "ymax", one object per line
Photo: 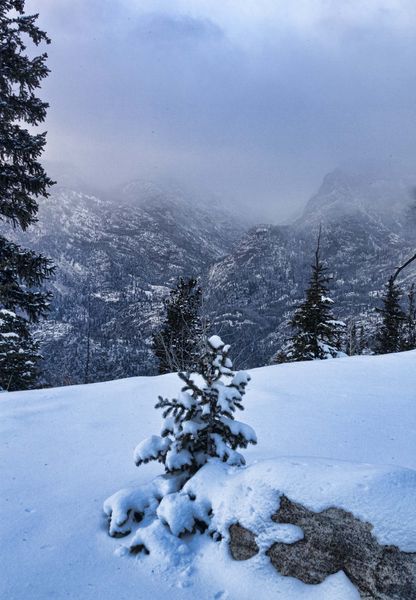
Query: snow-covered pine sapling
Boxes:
[
  {"xmin": 134, "ymin": 335, "xmax": 257, "ymax": 477},
  {"xmin": 104, "ymin": 336, "xmax": 256, "ymax": 540}
]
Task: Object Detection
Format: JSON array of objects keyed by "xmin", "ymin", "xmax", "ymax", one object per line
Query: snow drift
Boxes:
[{"xmin": 1, "ymin": 351, "xmax": 415, "ymax": 599}]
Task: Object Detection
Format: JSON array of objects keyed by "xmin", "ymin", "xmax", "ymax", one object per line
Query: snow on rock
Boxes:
[
  {"xmin": 104, "ymin": 455, "xmax": 416, "ymax": 600},
  {"xmin": 182, "ymin": 458, "xmax": 416, "ymax": 552}
]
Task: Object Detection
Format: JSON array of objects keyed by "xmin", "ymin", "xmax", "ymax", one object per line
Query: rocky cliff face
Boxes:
[
  {"xmin": 3, "ymin": 180, "xmax": 244, "ymax": 385},
  {"xmin": 206, "ymin": 168, "xmax": 416, "ymax": 367},
  {"xmin": 3, "ymin": 169, "xmax": 415, "ymax": 385}
]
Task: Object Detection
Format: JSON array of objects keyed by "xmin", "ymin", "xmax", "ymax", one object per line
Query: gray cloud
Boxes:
[
  {"xmin": 134, "ymin": 13, "xmax": 223, "ymax": 42},
  {"xmin": 28, "ymin": 0, "xmax": 416, "ymax": 221}
]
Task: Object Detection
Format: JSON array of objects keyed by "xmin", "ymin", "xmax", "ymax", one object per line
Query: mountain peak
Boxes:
[{"xmin": 299, "ymin": 166, "xmax": 415, "ymax": 227}]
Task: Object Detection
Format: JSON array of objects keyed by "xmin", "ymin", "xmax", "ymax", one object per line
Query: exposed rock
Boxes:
[
  {"xmin": 266, "ymin": 495, "xmax": 416, "ymax": 600},
  {"xmin": 229, "ymin": 523, "xmax": 259, "ymax": 560}
]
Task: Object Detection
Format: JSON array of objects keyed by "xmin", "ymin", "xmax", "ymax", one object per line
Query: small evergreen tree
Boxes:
[
  {"xmin": 153, "ymin": 277, "xmax": 204, "ymax": 374},
  {"xmin": 375, "ymin": 276, "xmax": 405, "ymax": 354},
  {"xmin": 135, "ymin": 335, "xmax": 257, "ymax": 476},
  {"xmin": 0, "ymin": 1, "xmax": 54, "ymax": 390},
  {"xmin": 277, "ymin": 231, "xmax": 344, "ymax": 362}
]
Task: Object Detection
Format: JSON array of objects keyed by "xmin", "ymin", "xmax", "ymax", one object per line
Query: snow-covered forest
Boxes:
[{"xmin": 1, "ymin": 1, "xmax": 416, "ymax": 599}]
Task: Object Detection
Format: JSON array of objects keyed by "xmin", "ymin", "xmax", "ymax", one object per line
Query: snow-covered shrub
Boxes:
[
  {"xmin": 136, "ymin": 335, "xmax": 257, "ymax": 475},
  {"xmin": 104, "ymin": 336, "xmax": 257, "ymax": 542}
]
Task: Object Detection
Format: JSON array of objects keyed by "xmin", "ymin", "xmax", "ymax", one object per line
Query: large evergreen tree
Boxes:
[
  {"xmin": 277, "ymin": 231, "xmax": 344, "ymax": 362},
  {"xmin": 375, "ymin": 276, "xmax": 405, "ymax": 354},
  {"xmin": 374, "ymin": 252, "xmax": 416, "ymax": 355},
  {"xmin": 153, "ymin": 277, "xmax": 204, "ymax": 374},
  {"xmin": 0, "ymin": 1, "xmax": 54, "ymax": 390}
]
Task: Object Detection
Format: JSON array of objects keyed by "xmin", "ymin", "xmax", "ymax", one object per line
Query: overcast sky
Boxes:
[{"xmin": 28, "ymin": 0, "xmax": 416, "ymax": 221}]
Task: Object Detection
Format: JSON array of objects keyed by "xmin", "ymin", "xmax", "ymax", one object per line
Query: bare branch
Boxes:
[{"xmin": 392, "ymin": 251, "xmax": 416, "ymax": 282}]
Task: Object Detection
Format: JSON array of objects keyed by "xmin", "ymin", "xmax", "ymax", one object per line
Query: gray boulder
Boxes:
[
  {"xmin": 229, "ymin": 523, "xmax": 259, "ymax": 561},
  {"xmin": 229, "ymin": 495, "xmax": 416, "ymax": 600}
]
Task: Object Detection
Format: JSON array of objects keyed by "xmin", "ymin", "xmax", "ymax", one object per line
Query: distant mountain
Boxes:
[
  {"xmin": 205, "ymin": 167, "xmax": 416, "ymax": 367},
  {"xmin": 2, "ymin": 168, "xmax": 415, "ymax": 386},
  {"xmin": 3, "ymin": 180, "xmax": 245, "ymax": 386}
]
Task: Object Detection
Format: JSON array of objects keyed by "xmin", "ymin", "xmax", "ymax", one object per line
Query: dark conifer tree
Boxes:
[
  {"xmin": 375, "ymin": 276, "xmax": 405, "ymax": 354},
  {"xmin": 153, "ymin": 277, "xmax": 204, "ymax": 374},
  {"xmin": 277, "ymin": 230, "xmax": 344, "ymax": 362},
  {"xmin": 0, "ymin": 308, "xmax": 40, "ymax": 390},
  {"xmin": 358, "ymin": 325, "xmax": 367, "ymax": 355},
  {"xmin": 345, "ymin": 318, "xmax": 358, "ymax": 356},
  {"xmin": 0, "ymin": 1, "xmax": 54, "ymax": 390},
  {"xmin": 402, "ymin": 283, "xmax": 416, "ymax": 351}
]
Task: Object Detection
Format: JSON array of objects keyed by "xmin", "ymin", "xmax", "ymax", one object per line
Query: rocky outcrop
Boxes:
[
  {"xmin": 229, "ymin": 495, "xmax": 416, "ymax": 600},
  {"xmin": 229, "ymin": 523, "xmax": 259, "ymax": 560}
]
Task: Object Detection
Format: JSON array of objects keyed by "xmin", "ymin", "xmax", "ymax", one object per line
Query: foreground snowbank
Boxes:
[
  {"xmin": 184, "ymin": 458, "xmax": 416, "ymax": 551},
  {"xmin": 1, "ymin": 351, "xmax": 415, "ymax": 599},
  {"xmin": 104, "ymin": 456, "xmax": 416, "ymax": 555}
]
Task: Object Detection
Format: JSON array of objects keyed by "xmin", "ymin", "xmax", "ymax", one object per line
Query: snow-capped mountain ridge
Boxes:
[
  {"xmin": 206, "ymin": 167, "xmax": 416, "ymax": 367},
  {"xmin": 3, "ymin": 180, "xmax": 245, "ymax": 385},
  {"xmin": 300, "ymin": 167, "xmax": 415, "ymax": 227},
  {"xmin": 2, "ymin": 167, "xmax": 415, "ymax": 384}
]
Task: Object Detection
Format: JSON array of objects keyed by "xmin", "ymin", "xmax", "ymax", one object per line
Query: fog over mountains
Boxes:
[{"xmin": 5, "ymin": 165, "xmax": 416, "ymax": 386}]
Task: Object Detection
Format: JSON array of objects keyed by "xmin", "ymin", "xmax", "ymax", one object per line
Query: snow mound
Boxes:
[
  {"xmin": 2, "ymin": 350, "xmax": 416, "ymax": 599},
  {"xmin": 184, "ymin": 458, "xmax": 416, "ymax": 552},
  {"xmin": 104, "ymin": 473, "xmax": 187, "ymax": 536},
  {"xmin": 105, "ymin": 457, "xmax": 416, "ymax": 560}
]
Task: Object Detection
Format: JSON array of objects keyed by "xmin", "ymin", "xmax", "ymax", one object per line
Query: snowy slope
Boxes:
[{"xmin": 1, "ymin": 351, "xmax": 415, "ymax": 600}]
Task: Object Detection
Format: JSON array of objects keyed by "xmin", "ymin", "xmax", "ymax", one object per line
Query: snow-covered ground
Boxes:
[{"xmin": 1, "ymin": 351, "xmax": 415, "ymax": 599}]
